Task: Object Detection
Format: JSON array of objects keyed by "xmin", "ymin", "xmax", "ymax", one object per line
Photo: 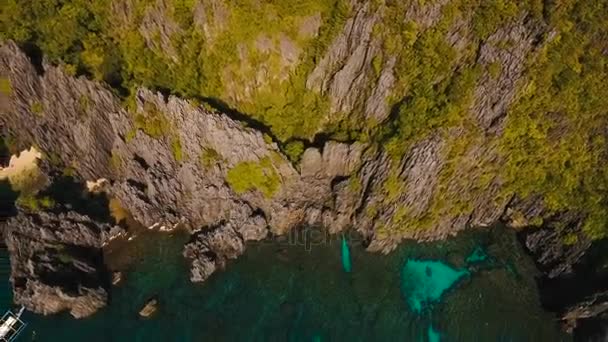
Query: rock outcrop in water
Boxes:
[
  {"xmin": 2, "ymin": 207, "xmax": 119, "ymax": 318},
  {"xmin": 505, "ymin": 197, "xmax": 608, "ymax": 334}
]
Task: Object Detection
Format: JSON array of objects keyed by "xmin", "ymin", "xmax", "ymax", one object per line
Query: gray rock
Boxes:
[
  {"xmin": 183, "ymin": 222, "xmax": 245, "ymax": 282},
  {"xmin": 300, "ymin": 148, "xmax": 323, "ymax": 177},
  {"xmin": 516, "ymin": 209, "xmax": 591, "ymax": 279},
  {"xmin": 192, "ymin": 0, "xmax": 230, "ymax": 42},
  {"xmin": 364, "ymin": 56, "xmax": 396, "ymax": 121},
  {"xmin": 298, "ymin": 13, "xmax": 322, "ymax": 38},
  {"xmin": 3, "ymin": 208, "xmax": 118, "ymax": 318},
  {"xmin": 139, "ymin": 0, "xmax": 182, "ymax": 62},
  {"xmin": 0, "ymin": 36, "xmax": 570, "ymax": 259},
  {"xmin": 306, "ymin": 1, "xmax": 385, "ymax": 124},
  {"xmin": 138, "ymin": 297, "xmax": 159, "ymax": 318},
  {"xmin": 471, "ymin": 16, "xmax": 546, "ymax": 132},
  {"xmin": 404, "ymin": 0, "xmax": 450, "ymax": 29},
  {"xmin": 562, "ymin": 291, "xmax": 608, "ymax": 333}
]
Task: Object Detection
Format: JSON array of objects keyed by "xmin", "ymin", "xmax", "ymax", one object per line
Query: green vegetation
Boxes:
[
  {"xmin": 369, "ymin": 0, "xmax": 546, "ymax": 158},
  {"xmin": 199, "ymin": 147, "xmax": 221, "ymax": 170},
  {"xmin": 262, "ymin": 134, "xmax": 274, "ymax": 145},
  {"xmin": 472, "ymin": 1, "xmax": 520, "ymax": 40},
  {"xmin": 1, "ymin": 0, "xmax": 350, "ymax": 141},
  {"xmin": 0, "ymin": 77, "xmax": 12, "ymax": 95},
  {"xmin": 110, "ymin": 149, "xmax": 123, "ymax": 172},
  {"xmin": 382, "ymin": 170, "xmax": 405, "ymax": 203},
  {"xmin": 2, "ymin": 0, "xmax": 536, "ymax": 149},
  {"xmin": 16, "ymin": 194, "xmax": 55, "ymax": 212},
  {"xmin": 499, "ymin": 0, "xmax": 608, "ymax": 239},
  {"xmin": 284, "ymin": 141, "xmax": 305, "ymax": 163},
  {"xmin": 170, "ymin": 137, "xmax": 183, "ymax": 162},
  {"xmin": 366, "ymin": 0, "xmax": 607, "ymax": 241},
  {"xmin": 129, "ymin": 101, "xmax": 184, "ymax": 161},
  {"xmin": 226, "ymin": 157, "xmax": 281, "ymax": 198},
  {"xmin": 62, "ymin": 166, "xmax": 76, "ymax": 177},
  {"xmin": 371, "ymin": 54, "xmax": 383, "ymax": 77},
  {"xmin": 133, "ymin": 103, "xmax": 172, "ymax": 139},
  {"xmin": 2, "ymin": 0, "xmax": 607, "ymax": 239},
  {"xmin": 563, "ymin": 233, "xmax": 579, "ymax": 246},
  {"xmin": 348, "ymin": 175, "xmax": 362, "ymax": 194},
  {"xmin": 30, "ymin": 101, "xmax": 43, "ymax": 115},
  {"xmin": 488, "ymin": 62, "xmax": 502, "ymax": 79},
  {"xmin": 195, "ymin": 0, "xmax": 351, "ymax": 141},
  {"xmin": 57, "ymin": 251, "xmax": 74, "ymax": 264},
  {"xmin": 78, "ymin": 94, "xmax": 90, "ymax": 114},
  {"xmin": 375, "ymin": 0, "xmax": 485, "ymax": 159}
]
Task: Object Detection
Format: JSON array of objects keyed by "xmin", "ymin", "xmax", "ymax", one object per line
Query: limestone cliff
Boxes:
[
  {"xmin": 1, "ymin": 40, "xmax": 605, "ymax": 327},
  {"xmin": 0, "ymin": 0, "xmax": 607, "ymax": 332}
]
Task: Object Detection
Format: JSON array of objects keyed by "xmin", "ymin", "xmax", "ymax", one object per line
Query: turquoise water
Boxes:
[
  {"xmin": 465, "ymin": 246, "xmax": 489, "ymax": 264},
  {"xmin": 427, "ymin": 325, "xmax": 441, "ymax": 342},
  {"xmin": 401, "ymin": 259, "xmax": 470, "ymax": 313},
  {"xmin": 341, "ymin": 236, "xmax": 351, "ymax": 273},
  {"xmin": 1, "ymin": 226, "xmax": 570, "ymax": 341}
]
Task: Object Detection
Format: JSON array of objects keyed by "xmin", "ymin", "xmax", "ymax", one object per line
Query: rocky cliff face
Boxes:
[
  {"xmin": 0, "ymin": 38, "xmax": 508, "ymax": 261},
  {"xmin": 502, "ymin": 194, "xmax": 608, "ymax": 334},
  {"xmin": 0, "ymin": 11, "xmax": 549, "ymax": 249},
  {"xmin": 3, "ymin": 206, "xmax": 118, "ymax": 318},
  {"xmin": 1, "ymin": 0, "xmax": 606, "ymax": 331},
  {"xmin": 2, "ymin": 39, "xmax": 605, "ymax": 326}
]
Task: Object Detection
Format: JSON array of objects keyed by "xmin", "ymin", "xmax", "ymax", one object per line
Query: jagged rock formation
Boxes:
[
  {"xmin": 0, "ymin": 0, "xmax": 606, "ymax": 329},
  {"xmin": 1, "ymin": 34, "xmax": 522, "ymax": 251},
  {"xmin": 183, "ymin": 221, "xmax": 253, "ymax": 282},
  {"xmin": 502, "ymin": 195, "xmax": 608, "ymax": 333},
  {"xmin": 0, "ymin": 39, "xmax": 589, "ymax": 275},
  {"xmin": 2, "ymin": 208, "xmax": 120, "ymax": 318},
  {"xmin": 306, "ymin": 1, "xmax": 387, "ymax": 121},
  {"xmin": 563, "ymin": 291, "xmax": 608, "ymax": 335}
]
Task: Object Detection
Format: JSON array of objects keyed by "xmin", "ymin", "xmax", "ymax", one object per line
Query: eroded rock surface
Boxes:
[
  {"xmin": 0, "ymin": 14, "xmax": 604, "ymax": 329},
  {"xmin": 2, "ymin": 208, "xmax": 119, "ymax": 318},
  {"xmin": 0, "ymin": 38, "xmax": 552, "ymax": 264},
  {"xmin": 504, "ymin": 196, "xmax": 608, "ymax": 332}
]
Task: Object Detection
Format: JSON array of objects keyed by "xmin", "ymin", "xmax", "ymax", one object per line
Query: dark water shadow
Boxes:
[{"xmin": 0, "ymin": 180, "xmax": 18, "ymax": 222}]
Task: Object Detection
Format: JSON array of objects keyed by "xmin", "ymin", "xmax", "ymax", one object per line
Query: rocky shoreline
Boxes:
[
  {"xmin": 0, "ymin": 40, "xmax": 606, "ymax": 335},
  {"xmin": 3, "ymin": 209, "xmax": 114, "ymax": 318}
]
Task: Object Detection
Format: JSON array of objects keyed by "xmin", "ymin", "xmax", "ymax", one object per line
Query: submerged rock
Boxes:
[{"xmin": 465, "ymin": 246, "xmax": 489, "ymax": 265}]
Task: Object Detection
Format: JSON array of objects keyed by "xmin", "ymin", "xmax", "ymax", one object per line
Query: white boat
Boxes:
[{"xmin": 0, "ymin": 307, "xmax": 26, "ymax": 341}]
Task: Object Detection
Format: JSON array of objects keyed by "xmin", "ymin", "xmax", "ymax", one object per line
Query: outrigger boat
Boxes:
[{"xmin": 0, "ymin": 307, "xmax": 26, "ymax": 341}]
